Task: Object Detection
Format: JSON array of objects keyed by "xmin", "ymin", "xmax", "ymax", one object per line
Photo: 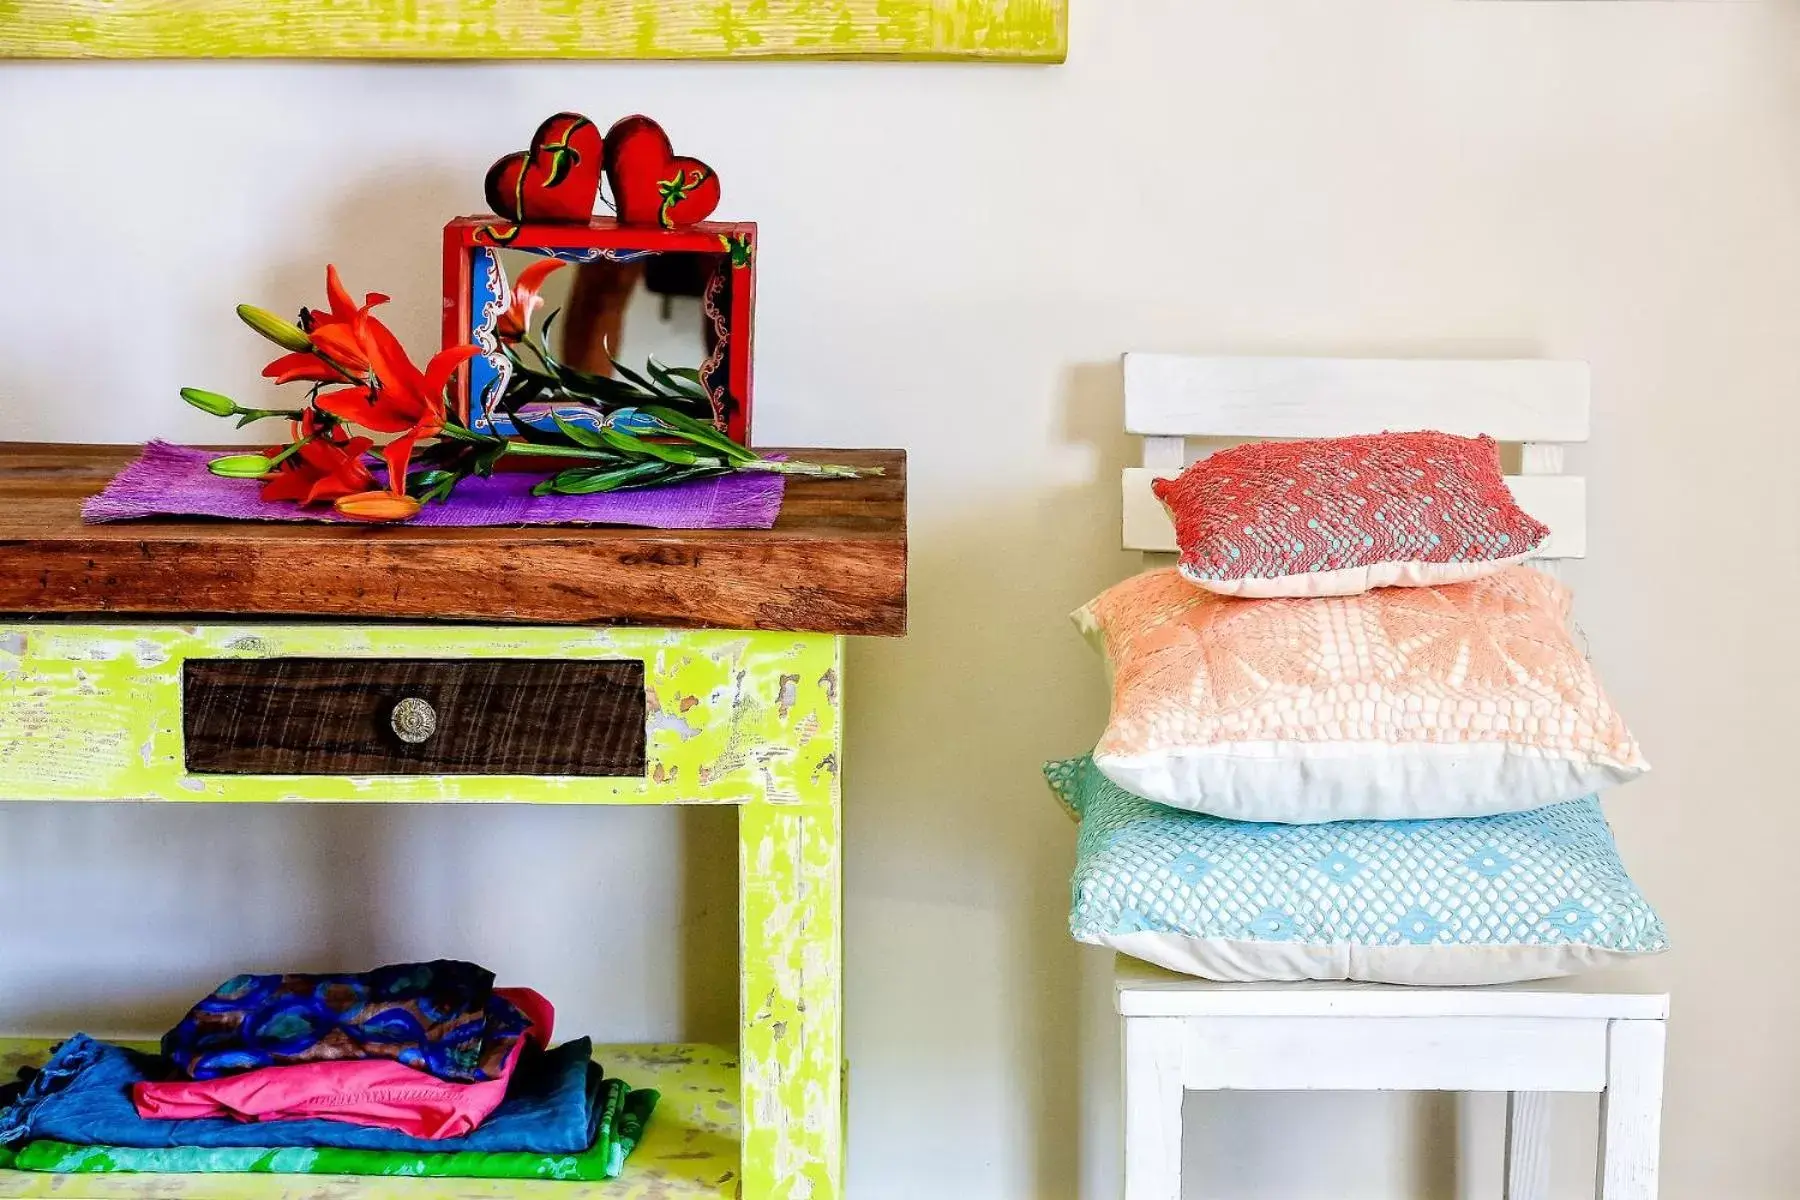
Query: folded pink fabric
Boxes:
[{"xmin": 131, "ymin": 988, "xmax": 553, "ymax": 1140}]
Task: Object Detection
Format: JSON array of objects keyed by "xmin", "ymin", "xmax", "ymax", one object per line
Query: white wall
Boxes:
[{"xmin": 3, "ymin": 3, "xmax": 1798, "ymax": 1197}]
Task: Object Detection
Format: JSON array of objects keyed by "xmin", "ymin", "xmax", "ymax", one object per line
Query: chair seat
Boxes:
[
  {"xmin": 1115, "ymin": 955, "xmax": 1670, "ymax": 1200},
  {"xmin": 1114, "ymin": 955, "xmax": 1670, "ymax": 1021}
]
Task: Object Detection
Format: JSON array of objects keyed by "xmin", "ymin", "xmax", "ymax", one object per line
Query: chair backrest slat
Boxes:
[{"xmin": 1122, "ymin": 354, "xmax": 1591, "ymax": 561}]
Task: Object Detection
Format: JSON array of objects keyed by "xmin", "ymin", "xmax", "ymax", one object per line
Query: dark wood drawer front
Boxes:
[{"xmin": 183, "ymin": 658, "xmax": 647, "ymax": 776}]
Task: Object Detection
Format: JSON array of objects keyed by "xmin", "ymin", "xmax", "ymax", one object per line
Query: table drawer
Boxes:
[{"xmin": 182, "ymin": 658, "xmax": 647, "ymax": 776}]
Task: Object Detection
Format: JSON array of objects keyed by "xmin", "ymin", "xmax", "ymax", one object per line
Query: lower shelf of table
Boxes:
[{"xmin": 0, "ymin": 1040, "xmax": 740, "ymax": 1199}]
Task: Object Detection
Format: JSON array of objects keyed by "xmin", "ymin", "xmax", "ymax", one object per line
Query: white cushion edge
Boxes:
[
  {"xmin": 1094, "ymin": 742, "xmax": 1648, "ymax": 822},
  {"xmin": 1089, "ymin": 930, "xmax": 1664, "ymax": 987},
  {"xmin": 1179, "ymin": 553, "xmax": 1534, "ymax": 599}
]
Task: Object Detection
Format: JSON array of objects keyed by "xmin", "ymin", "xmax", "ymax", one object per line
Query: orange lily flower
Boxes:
[
  {"xmin": 259, "ymin": 413, "xmax": 376, "ymax": 507},
  {"xmin": 310, "ymin": 264, "xmax": 391, "ymax": 333},
  {"xmin": 262, "ymin": 265, "xmax": 390, "ymax": 384},
  {"xmin": 494, "ymin": 257, "xmax": 566, "ymax": 342},
  {"xmin": 315, "ymin": 315, "xmax": 480, "ymax": 492}
]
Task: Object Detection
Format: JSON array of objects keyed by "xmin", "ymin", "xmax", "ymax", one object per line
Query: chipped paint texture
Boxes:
[
  {"xmin": 740, "ymin": 796, "xmax": 841, "ymax": 1199},
  {"xmin": 0, "ymin": 624, "xmax": 845, "ymax": 1200},
  {"xmin": 0, "ymin": 1042, "xmax": 742, "ymax": 1198},
  {"xmin": 0, "ymin": 625, "xmax": 839, "ymax": 806},
  {"xmin": 0, "ymin": 0, "xmax": 1067, "ymax": 61}
]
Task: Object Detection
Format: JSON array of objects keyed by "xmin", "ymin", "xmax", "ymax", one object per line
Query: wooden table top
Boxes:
[{"xmin": 0, "ymin": 444, "xmax": 907, "ymax": 636}]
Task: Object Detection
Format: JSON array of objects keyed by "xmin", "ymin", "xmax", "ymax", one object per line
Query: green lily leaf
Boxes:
[
  {"xmin": 607, "ymin": 357, "xmax": 661, "ymax": 396},
  {"xmin": 599, "ymin": 426, "xmax": 704, "ymax": 466},
  {"xmin": 534, "ymin": 332, "xmax": 652, "ymax": 405},
  {"xmin": 472, "ymin": 440, "xmax": 511, "ymax": 478},
  {"xmin": 496, "ymin": 376, "xmax": 573, "ymax": 447},
  {"xmin": 646, "ymin": 357, "xmax": 707, "ymax": 401},
  {"xmin": 553, "ymin": 362, "xmax": 653, "ymax": 405},
  {"xmin": 532, "ymin": 460, "xmax": 675, "ymax": 495},
  {"xmin": 408, "ymin": 469, "xmax": 460, "ymax": 505},
  {"xmin": 551, "ymin": 413, "xmax": 609, "ymax": 450},
  {"xmin": 639, "ymin": 405, "xmax": 757, "ymax": 465}
]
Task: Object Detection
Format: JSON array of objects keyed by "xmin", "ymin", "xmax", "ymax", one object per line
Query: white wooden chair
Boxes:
[{"xmin": 1116, "ymin": 354, "xmax": 1668, "ymax": 1200}]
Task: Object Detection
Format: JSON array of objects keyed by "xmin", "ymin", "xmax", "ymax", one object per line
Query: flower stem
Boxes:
[
  {"xmin": 434, "ymin": 421, "xmax": 491, "ymax": 444},
  {"xmin": 491, "ymin": 441, "xmax": 876, "ymax": 479},
  {"xmin": 496, "ymin": 442, "xmax": 621, "ymax": 461},
  {"xmin": 733, "ymin": 459, "xmax": 879, "ymax": 480},
  {"xmin": 265, "ymin": 433, "xmax": 317, "ymax": 469}
]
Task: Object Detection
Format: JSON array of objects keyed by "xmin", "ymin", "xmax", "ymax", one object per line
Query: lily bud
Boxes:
[
  {"xmin": 180, "ymin": 388, "xmax": 239, "ymax": 418},
  {"xmin": 236, "ymin": 304, "xmax": 314, "ymax": 353},
  {"xmin": 206, "ymin": 453, "xmax": 277, "ymax": 479},
  {"xmin": 334, "ymin": 490, "xmax": 422, "ymax": 523}
]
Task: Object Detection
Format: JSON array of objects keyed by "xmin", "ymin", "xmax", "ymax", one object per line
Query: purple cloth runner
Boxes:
[{"xmin": 82, "ymin": 440, "xmax": 785, "ymax": 529}]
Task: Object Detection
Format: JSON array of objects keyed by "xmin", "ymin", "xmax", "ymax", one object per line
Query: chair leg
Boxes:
[
  {"xmin": 1504, "ymin": 1092, "xmax": 1552, "ymax": 1200},
  {"xmin": 1123, "ymin": 1017, "xmax": 1184, "ymax": 1200},
  {"xmin": 1595, "ymin": 1020, "xmax": 1666, "ymax": 1200}
]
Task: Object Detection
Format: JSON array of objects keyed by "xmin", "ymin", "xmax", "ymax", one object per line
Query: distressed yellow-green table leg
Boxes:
[
  {"xmin": 737, "ymin": 631, "xmax": 843, "ymax": 1199},
  {"xmin": 740, "ymin": 798, "xmax": 842, "ymax": 1199}
]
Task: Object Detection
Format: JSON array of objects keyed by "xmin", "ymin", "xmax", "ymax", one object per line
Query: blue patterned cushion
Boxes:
[{"xmin": 1048, "ymin": 756, "xmax": 1667, "ymax": 985}]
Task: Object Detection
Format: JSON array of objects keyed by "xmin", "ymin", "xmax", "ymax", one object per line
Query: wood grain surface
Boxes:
[
  {"xmin": 0, "ymin": 444, "xmax": 907, "ymax": 635},
  {"xmin": 0, "ymin": 0, "xmax": 1067, "ymax": 61},
  {"xmin": 183, "ymin": 657, "xmax": 648, "ymax": 776}
]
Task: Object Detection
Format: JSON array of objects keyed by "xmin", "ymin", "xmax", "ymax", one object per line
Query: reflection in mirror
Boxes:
[{"xmin": 495, "ymin": 248, "xmax": 716, "ymax": 379}]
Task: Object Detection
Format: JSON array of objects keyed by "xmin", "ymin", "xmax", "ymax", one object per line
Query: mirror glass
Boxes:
[{"xmin": 495, "ymin": 248, "xmax": 716, "ymax": 380}]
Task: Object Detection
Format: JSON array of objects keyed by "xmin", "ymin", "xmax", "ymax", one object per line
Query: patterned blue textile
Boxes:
[
  {"xmin": 0, "ymin": 1036, "xmax": 599, "ymax": 1154},
  {"xmin": 1048, "ymin": 755, "xmax": 1666, "ymax": 956},
  {"xmin": 162, "ymin": 960, "xmax": 522, "ymax": 1082}
]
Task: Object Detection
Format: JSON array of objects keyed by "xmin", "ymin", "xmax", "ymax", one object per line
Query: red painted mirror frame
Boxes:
[{"xmin": 443, "ymin": 216, "xmax": 756, "ymax": 445}]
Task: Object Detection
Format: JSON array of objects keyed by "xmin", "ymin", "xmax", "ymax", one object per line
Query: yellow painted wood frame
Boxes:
[
  {"xmin": 0, "ymin": 0, "xmax": 1067, "ymax": 61},
  {"xmin": 0, "ymin": 624, "xmax": 845, "ymax": 1200}
]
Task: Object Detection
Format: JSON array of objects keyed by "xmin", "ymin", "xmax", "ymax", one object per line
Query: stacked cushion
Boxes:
[
  {"xmin": 1152, "ymin": 431, "xmax": 1548, "ymax": 597},
  {"xmin": 1075, "ymin": 566, "xmax": 1647, "ymax": 823},
  {"xmin": 1049, "ymin": 756, "xmax": 1666, "ymax": 986},
  {"xmin": 1060, "ymin": 430, "xmax": 1663, "ymax": 986}
]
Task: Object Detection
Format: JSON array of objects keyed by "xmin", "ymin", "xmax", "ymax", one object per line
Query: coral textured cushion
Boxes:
[
  {"xmin": 1047, "ymin": 756, "xmax": 1667, "ymax": 985},
  {"xmin": 1075, "ymin": 566, "xmax": 1647, "ymax": 822},
  {"xmin": 1152, "ymin": 431, "xmax": 1550, "ymax": 598}
]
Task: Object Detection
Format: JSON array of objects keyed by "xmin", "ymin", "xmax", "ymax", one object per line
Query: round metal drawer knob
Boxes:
[{"xmin": 390, "ymin": 696, "xmax": 438, "ymax": 745}]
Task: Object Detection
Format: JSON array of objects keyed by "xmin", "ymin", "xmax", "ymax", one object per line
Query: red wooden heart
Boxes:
[
  {"xmin": 483, "ymin": 112, "xmax": 604, "ymax": 225},
  {"xmin": 603, "ymin": 115, "xmax": 721, "ymax": 228}
]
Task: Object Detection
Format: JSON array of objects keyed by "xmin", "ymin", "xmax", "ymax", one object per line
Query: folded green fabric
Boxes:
[
  {"xmin": 9, "ymin": 1087, "xmax": 660, "ymax": 1182},
  {"xmin": 610, "ymin": 1086, "xmax": 656, "ymax": 1177}
]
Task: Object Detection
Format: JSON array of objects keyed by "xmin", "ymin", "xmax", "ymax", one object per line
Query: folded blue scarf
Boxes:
[
  {"xmin": 161, "ymin": 960, "xmax": 524, "ymax": 1083},
  {"xmin": 0, "ymin": 1035, "xmax": 598, "ymax": 1154}
]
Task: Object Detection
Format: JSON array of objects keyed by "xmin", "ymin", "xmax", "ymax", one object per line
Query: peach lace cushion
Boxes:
[{"xmin": 1076, "ymin": 566, "xmax": 1648, "ymax": 822}]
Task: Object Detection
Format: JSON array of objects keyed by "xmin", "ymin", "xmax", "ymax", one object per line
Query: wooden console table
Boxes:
[{"xmin": 0, "ymin": 443, "xmax": 907, "ymax": 1200}]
